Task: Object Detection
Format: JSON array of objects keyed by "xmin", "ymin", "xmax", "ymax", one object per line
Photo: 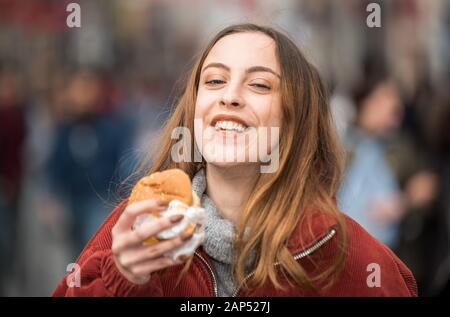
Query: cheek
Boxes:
[
  {"xmin": 251, "ymin": 97, "xmax": 282, "ymax": 157},
  {"xmin": 195, "ymin": 88, "xmax": 217, "ymax": 118},
  {"xmin": 193, "ymin": 94, "xmax": 214, "ymax": 152},
  {"xmin": 255, "ymin": 96, "xmax": 282, "ymax": 128},
  {"xmin": 270, "ymin": 106, "xmax": 282, "ymax": 127}
]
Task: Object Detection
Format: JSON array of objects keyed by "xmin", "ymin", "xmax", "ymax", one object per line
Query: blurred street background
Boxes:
[{"xmin": 0, "ymin": 0, "xmax": 449, "ymax": 296}]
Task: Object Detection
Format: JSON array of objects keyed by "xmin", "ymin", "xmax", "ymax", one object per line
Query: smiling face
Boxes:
[
  {"xmin": 194, "ymin": 32, "xmax": 282, "ymax": 168},
  {"xmin": 147, "ymin": 24, "xmax": 346, "ymax": 288}
]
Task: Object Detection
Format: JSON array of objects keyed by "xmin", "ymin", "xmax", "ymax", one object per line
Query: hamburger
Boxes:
[{"xmin": 129, "ymin": 169, "xmax": 205, "ymax": 258}]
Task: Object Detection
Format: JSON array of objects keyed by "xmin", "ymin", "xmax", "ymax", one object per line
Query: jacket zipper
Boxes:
[
  {"xmin": 195, "ymin": 227, "xmax": 336, "ymax": 297},
  {"xmin": 194, "ymin": 251, "xmax": 218, "ymax": 297},
  {"xmin": 232, "ymin": 228, "xmax": 337, "ymax": 297}
]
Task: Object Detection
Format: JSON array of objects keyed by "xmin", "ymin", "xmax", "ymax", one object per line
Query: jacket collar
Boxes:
[
  {"xmin": 196, "ymin": 209, "xmax": 338, "ymax": 261},
  {"xmin": 286, "ymin": 209, "xmax": 338, "ymax": 255}
]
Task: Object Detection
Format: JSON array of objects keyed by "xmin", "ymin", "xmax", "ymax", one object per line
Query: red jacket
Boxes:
[{"xmin": 53, "ymin": 201, "xmax": 417, "ymax": 297}]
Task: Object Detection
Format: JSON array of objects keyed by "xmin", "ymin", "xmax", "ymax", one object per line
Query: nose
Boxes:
[{"xmin": 220, "ymin": 82, "xmax": 244, "ymax": 108}]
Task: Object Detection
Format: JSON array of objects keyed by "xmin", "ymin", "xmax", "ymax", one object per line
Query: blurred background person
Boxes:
[
  {"xmin": 337, "ymin": 61, "xmax": 406, "ymax": 249},
  {"xmin": 399, "ymin": 85, "xmax": 450, "ymax": 296},
  {"xmin": 46, "ymin": 67, "xmax": 132, "ymax": 256},
  {"xmin": 0, "ymin": 63, "xmax": 26, "ymax": 296}
]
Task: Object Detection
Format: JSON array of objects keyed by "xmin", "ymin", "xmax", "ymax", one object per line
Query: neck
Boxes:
[{"xmin": 205, "ymin": 164, "xmax": 259, "ymax": 225}]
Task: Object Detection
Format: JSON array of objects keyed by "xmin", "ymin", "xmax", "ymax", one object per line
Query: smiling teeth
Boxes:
[{"xmin": 214, "ymin": 120, "xmax": 247, "ymax": 132}]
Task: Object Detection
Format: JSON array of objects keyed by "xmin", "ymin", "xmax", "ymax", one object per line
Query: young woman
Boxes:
[{"xmin": 53, "ymin": 24, "xmax": 417, "ymax": 297}]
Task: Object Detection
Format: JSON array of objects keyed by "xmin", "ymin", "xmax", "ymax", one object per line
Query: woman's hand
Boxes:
[{"xmin": 111, "ymin": 199, "xmax": 193, "ymax": 285}]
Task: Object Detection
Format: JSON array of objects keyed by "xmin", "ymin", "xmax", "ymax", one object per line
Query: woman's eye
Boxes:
[
  {"xmin": 250, "ymin": 83, "xmax": 271, "ymax": 90},
  {"xmin": 205, "ymin": 79, "xmax": 225, "ymax": 85}
]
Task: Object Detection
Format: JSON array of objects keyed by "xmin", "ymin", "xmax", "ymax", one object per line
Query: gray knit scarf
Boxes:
[
  {"xmin": 192, "ymin": 168, "xmax": 237, "ymax": 264},
  {"xmin": 191, "ymin": 168, "xmax": 254, "ymax": 296}
]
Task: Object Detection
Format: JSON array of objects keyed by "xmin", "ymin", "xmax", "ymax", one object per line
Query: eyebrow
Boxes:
[{"xmin": 202, "ymin": 62, "xmax": 281, "ymax": 78}]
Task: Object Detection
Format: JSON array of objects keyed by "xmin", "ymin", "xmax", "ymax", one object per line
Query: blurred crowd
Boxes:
[{"xmin": 0, "ymin": 0, "xmax": 449, "ymax": 296}]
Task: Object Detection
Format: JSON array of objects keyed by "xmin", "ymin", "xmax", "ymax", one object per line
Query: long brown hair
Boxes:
[{"xmin": 135, "ymin": 23, "xmax": 347, "ymax": 292}]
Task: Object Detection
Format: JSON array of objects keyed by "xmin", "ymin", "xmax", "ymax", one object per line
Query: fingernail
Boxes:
[
  {"xmin": 180, "ymin": 231, "xmax": 194, "ymax": 241},
  {"xmin": 156, "ymin": 200, "xmax": 167, "ymax": 206},
  {"xmin": 170, "ymin": 214, "xmax": 184, "ymax": 223}
]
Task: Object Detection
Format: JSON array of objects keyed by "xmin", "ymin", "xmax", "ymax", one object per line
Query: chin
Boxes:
[
  {"xmin": 207, "ymin": 161, "xmax": 257, "ymax": 172},
  {"xmin": 201, "ymin": 141, "xmax": 256, "ymax": 164}
]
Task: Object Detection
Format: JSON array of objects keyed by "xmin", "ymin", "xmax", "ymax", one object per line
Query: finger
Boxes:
[
  {"xmin": 129, "ymin": 256, "xmax": 182, "ymax": 277},
  {"xmin": 119, "ymin": 231, "xmax": 194, "ymax": 267},
  {"xmin": 114, "ymin": 199, "xmax": 166, "ymax": 234},
  {"xmin": 112, "ymin": 214, "xmax": 184, "ymax": 255}
]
